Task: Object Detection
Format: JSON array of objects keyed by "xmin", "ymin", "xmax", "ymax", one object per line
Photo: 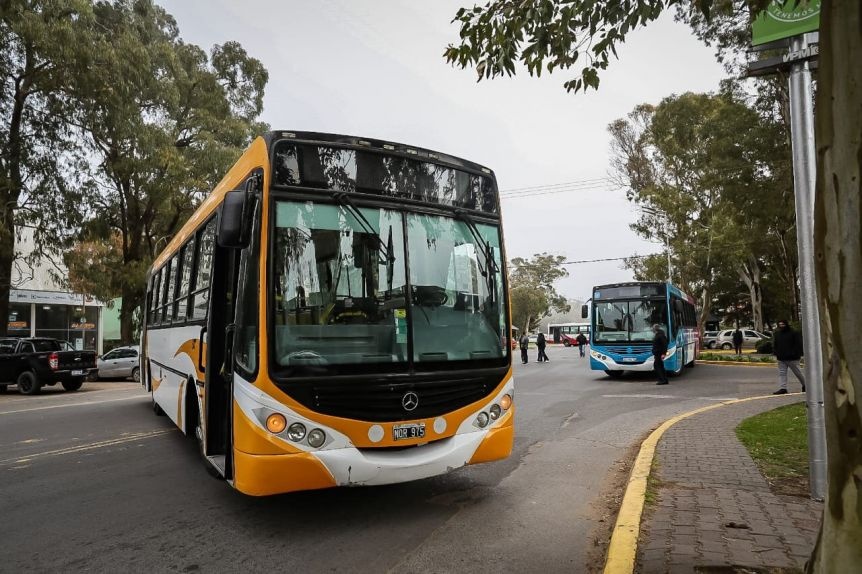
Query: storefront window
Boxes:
[
  {"xmin": 8, "ymin": 303, "xmax": 31, "ymax": 335},
  {"xmin": 34, "ymin": 304, "xmax": 99, "ymax": 350}
]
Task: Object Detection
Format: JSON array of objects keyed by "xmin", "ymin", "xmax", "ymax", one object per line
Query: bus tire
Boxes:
[
  {"xmin": 0, "ymin": 384, "xmax": 7, "ymax": 393},
  {"xmin": 563, "ymin": 340, "xmax": 571, "ymax": 347},
  {"xmin": 62, "ymin": 378, "xmax": 84, "ymax": 391},
  {"xmin": 605, "ymin": 370, "xmax": 624, "ymax": 379},
  {"xmin": 17, "ymin": 371, "xmax": 41, "ymax": 395}
]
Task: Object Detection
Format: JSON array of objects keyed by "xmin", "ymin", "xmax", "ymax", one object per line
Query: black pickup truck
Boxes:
[{"xmin": 0, "ymin": 338, "xmax": 97, "ymax": 395}]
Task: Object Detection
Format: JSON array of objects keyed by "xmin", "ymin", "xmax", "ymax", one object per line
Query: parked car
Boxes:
[
  {"xmin": 714, "ymin": 329, "xmax": 769, "ymax": 350},
  {"xmin": 95, "ymin": 345, "xmax": 140, "ymax": 381},
  {"xmin": 0, "ymin": 337, "xmax": 97, "ymax": 395},
  {"xmin": 703, "ymin": 331, "xmax": 720, "ymax": 349}
]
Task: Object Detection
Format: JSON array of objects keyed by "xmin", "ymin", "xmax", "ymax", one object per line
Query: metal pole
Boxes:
[{"xmin": 788, "ymin": 33, "xmax": 827, "ymax": 501}]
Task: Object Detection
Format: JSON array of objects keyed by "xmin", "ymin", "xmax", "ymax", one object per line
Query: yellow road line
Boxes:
[
  {"xmin": 0, "ymin": 395, "xmax": 145, "ymax": 416},
  {"xmin": 0, "ymin": 429, "xmax": 174, "ymax": 466},
  {"xmin": 698, "ymin": 360, "xmax": 774, "ymax": 368},
  {"xmin": 602, "ymin": 393, "xmax": 802, "ymax": 574}
]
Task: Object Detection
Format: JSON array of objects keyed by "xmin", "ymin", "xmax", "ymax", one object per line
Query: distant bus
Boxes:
[
  {"xmin": 585, "ymin": 282, "xmax": 698, "ymax": 378},
  {"xmin": 142, "ymin": 131, "xmax": 514, "ymax": 496},
  {"xmin": 547, "ymin": 322, "xmax": 590, "ymax": 346}
]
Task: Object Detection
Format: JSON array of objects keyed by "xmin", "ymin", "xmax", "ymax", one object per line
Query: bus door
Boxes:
[{"xmin": 203, "ymin": 175, "xmax": 260, "ymax": 477}]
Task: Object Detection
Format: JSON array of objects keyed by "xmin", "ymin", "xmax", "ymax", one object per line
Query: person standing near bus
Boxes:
[
  {"xmin": 575, "ymin": 332, "xmax": 588, "ymax": 357},
  {"xmin": 732, "ymin": 328, "xmax": 743, "ymax": 355},
  {"xmin": 536, "ymin": 332, "xmax": 549, "ymax": 362},
  {"xmin": 519, "ymin": 332, "xmax": 530, "ymax": 364},
  {"xmin": 652, "ymin": 324, "xmax": 669, "ymax": 385}
]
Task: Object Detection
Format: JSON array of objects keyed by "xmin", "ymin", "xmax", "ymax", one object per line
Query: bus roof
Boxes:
[{"xmin": 262, "ymin": 131, "xmax": 496, "ymax": 177}]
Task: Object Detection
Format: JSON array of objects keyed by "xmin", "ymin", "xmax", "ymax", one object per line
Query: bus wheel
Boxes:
[
  {"xmin": 563, "ymin": 340, "xmax": 571, "ymax": 347},
  {"xmin": 605, "ymin": 370, "xmax": 624, "ymax": 379}
]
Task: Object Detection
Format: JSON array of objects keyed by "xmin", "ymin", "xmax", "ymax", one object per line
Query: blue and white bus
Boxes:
[{"xmin": 584, "ymin": 282, "xmax": 698, "ymax": 378}]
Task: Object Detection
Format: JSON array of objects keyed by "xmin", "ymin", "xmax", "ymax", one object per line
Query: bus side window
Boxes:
[
  {"xmin": 190, "ymin": 219, "xmax": 216, "ymax": 321},
  {"xmin": 176, "ymin": 236, "xmax": 196, "ymax": 321}
]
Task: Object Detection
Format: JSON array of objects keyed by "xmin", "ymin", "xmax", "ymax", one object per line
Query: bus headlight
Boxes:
[
  {"xmin": 500, "ymin": 394, "xmax": 512, "ymax": 410},
  {"xmin": 307, "ymin": 428, "xmax": 326, "ymax": 448},
  {"xmin": 287, "ymin": 422, "xmax": 306, "ymax": 442},
  {"xmin": 266, "ymin": 413, "xmax": 287, "ymax": 434},
  {"xmin": 476, "ymin": 412, "xmax": 490, "ymax": 428},
  {"xmin": 489, "ymin": 404, "xmax": 502, "ymax": 420}
]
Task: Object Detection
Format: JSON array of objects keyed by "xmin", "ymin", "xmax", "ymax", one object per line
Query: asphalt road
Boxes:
[{"xmin": 0, "ymin": 347, "xmax": 780, "ymax": 573}]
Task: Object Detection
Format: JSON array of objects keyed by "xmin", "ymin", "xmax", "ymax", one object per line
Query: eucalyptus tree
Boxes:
[
  {"xmin": 445, "ymin": 1, "xmax": 860, "ymax": 570},
  {"xmin": 0, "ymin": 0, "xmax": 92, "ymax": 336},
  {"xmin": 65, "ymin": 0, "xmax": 268, "ymax": 342}
]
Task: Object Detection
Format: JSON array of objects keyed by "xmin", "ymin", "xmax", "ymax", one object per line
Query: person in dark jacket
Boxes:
[
  {"xmin": 575, "ymin": 332, "xmax": 588, "ymax": 357},
  {"xmin": 652, "ymin": 324, "xmax": 669, "ymax": 385},
  {"xmin": 772, "ymin": 319, "xmax": 805, "ymax": 394},
  {"xmin": 732, "ymin": 328, "xmax": 743, "ymax": 355},
  {"xmin": 519, "ymin": 333, "xmax": 530, "ymax": 364},
  {"xmin": 536, "ymin": 332, "xmax": 549, "ymax": 362}
]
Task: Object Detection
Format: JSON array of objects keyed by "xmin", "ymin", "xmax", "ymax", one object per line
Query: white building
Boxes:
[{"xmin": 8, "ymin": 227, "xmax": 105, "ymax": 353}]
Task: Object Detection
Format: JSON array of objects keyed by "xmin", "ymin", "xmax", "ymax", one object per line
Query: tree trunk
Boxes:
[
  {"xmin": 738, "ymin": 256, "xmax": 764, "ymax": 332},
  {"xmin": 808, "ymin": 2, "xmax": 862, "ymax": 572},
  {"xmin": 0, "ymin": 221, "xmax": 14, "ymax": 338},
  {"xmin": 697, "ymin": 286, "xmax": 710, "ymax": 333}
]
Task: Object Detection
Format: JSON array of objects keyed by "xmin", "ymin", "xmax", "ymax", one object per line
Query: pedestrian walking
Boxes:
[
  {"xmin": 576, "ymin": 332, "xmax": 588, "ymax": 357},
  {"xmin": 732, "ymin": 328, "xmax": 743, "ymax": 355},
  {"xmin": 652, "ymin": 324, "xmax": 669, "ymax": 386},
  {"xmin": 536, "ymin": 332, "xmax": 549, "ymax": 362},
  {"xmin": 519, "ymin": 332, "xmax": 529, "ymax": 364},
  {"xmin": 772, "ymin": 319, "xmax": 805, "ymax": 395}
]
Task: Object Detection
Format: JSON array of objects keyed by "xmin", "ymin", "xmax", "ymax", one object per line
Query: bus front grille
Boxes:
[{"xmin": 295, "ymin": 377, "xmax": 497, "ymax": 422}]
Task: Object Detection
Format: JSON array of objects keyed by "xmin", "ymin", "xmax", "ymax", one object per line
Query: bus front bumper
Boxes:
[
  {"xmin": 233, "ymin": 415, "xmax": 513, "ymax": 496},
  {"xmin": 590, "ymin": 351, "xmax": 654, "ymax": 371}
]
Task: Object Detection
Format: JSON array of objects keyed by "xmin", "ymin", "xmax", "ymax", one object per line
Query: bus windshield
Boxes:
[
  {"xmin": 593, "ymin": 299, "xmax": 667, "ymax": 343},
  {"xmin": 271, "ymin": 200, "xmax": 506, "ymax": 376}
]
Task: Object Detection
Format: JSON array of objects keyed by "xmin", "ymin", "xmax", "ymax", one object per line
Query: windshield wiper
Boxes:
[
  {"xmin": 333, "ymin": 192, "xmax": 395, "ymax": 266},
  {"xmin": 333, "ymin": 192, "xmax": 396, "ymax": 295},
  {"xmin": 453, "ymin": 209, "xmax": 499, "ymax": 303}
]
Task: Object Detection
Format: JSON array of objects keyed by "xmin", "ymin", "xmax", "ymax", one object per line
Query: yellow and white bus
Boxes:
[{"xmin": 142, "ymin": 131, "xmax": 514, "ymax": 496}]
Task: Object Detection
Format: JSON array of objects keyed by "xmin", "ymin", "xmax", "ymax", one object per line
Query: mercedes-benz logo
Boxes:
[{"xmin": 401, "ymin": 391, "xmax": 419, "ymax": 412}]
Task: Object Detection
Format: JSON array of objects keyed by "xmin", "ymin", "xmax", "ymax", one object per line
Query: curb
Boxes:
[
  {"xmin": 698, "ymin": 360, "xmax": 775, "ymax": 368},
  {"xmin": 601, "ymin": 392, "xmax": 803, "ymax": 574}
]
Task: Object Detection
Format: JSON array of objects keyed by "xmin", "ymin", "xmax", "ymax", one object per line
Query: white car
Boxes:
[{"xmin": 95, "ymin": 346, "xmax": 140, "ymax": 381}]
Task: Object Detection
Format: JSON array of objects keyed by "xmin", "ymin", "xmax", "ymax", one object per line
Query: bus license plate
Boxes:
[
  {"xmin": 393, "ymin": 423, "xmax": 425, "ymax": 441},
  {"xmin": 71, "ymin": 370, "xmax": 84, "ymax": 375},
  {"xmin": 622, "ymin": 358, "xmax": 637, "ymax": 363}
]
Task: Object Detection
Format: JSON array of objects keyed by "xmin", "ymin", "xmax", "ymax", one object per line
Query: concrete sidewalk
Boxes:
[{"xmin": 636, "ymin": 395, "xmax": 822, "ymax": 573}]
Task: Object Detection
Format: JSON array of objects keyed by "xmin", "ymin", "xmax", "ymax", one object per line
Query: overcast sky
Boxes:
[{"xmin": 158, "ymin": 0, "xmax": 726, "ymax": 300}]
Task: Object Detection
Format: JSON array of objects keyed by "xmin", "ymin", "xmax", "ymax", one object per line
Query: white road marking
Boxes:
[
  {"xmin": 0, "ymin": 395, "xmax": 145, "ymax": 415},
  {"xmin": 601, "ymin": 394, "xmax": 737, "ymax": 401},
  {"xmin": 0, "ymin": 429, "xmax": 174, "ymax": 466}
]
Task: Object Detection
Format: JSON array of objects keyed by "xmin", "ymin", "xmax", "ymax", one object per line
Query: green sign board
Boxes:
[{"xmin": 751, "ymin": 0, "xmax": 821, "ymax": 46}]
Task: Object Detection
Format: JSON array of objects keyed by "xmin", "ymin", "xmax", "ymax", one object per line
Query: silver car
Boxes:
[{"xmin": 96, "ymin": 346, "xmax": 140, "ymax": 381}]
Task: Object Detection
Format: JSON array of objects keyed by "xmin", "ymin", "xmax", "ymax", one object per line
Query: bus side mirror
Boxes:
[
  {"xmin": 218, "ymin": 191, "xmax": 249, "ymax": 249},
  {"xmin": 581, "ymin": 304, "xmax": 588, "ymax": 319}
]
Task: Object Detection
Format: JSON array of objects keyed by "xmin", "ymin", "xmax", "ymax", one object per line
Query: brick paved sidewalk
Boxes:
[{"xmin": 636, "ymin": 395, "xmax": 823, "ymax": 573}]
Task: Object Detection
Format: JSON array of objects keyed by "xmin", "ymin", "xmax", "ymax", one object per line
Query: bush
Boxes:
[{"xmin": 755, "ymin": 338, "xmax": 774, "ymax": 355}]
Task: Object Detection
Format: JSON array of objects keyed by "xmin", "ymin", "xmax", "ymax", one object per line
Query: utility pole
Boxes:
[{"xmin": 788, "ymin": 32, "xmax": 827, "ymax": 501}]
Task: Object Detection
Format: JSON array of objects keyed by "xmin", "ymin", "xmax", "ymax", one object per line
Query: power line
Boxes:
[
  {"xmin": 560, "ymin": 254, "xmax": 658, "ymax": 265},
  {"xmin": 499, "ymin": 177, "xmax": 611, "ymax": 194},
  {"xmin": 501, "ymin": 183, "xmax": 623, "ymax": 200}
]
